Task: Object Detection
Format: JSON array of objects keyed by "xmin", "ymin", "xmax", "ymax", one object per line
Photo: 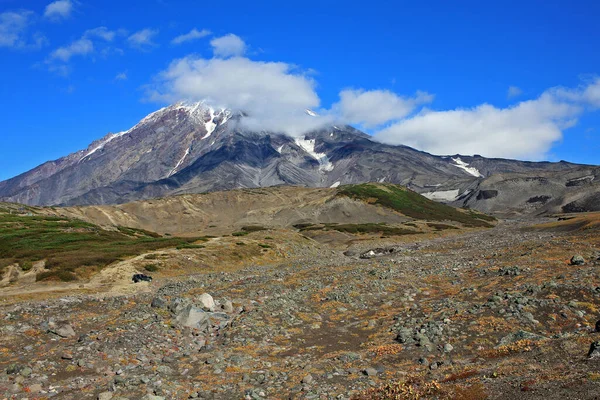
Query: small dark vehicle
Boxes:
[{"xmin": 132, "ymin": 274, "xmax": 153, "ymax": 283}]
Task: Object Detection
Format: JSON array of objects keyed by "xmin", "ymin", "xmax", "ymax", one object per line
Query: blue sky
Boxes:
[{"xmin": 0, "ymin": 0, "xmax": 599, "ymax": 181}]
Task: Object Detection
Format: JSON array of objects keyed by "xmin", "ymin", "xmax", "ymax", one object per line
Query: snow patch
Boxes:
[
  {"xmin": 330, "ymin": 181, "xmax": 341, "ymax": 188},
  {"xmin": 451, "ymin": 157, "xmax": 483, "ymax": 178},
  {"xmin": 305, "ymin": 109, "xmax": 318, "ymax": 117},
  {"xmin": 422, "ymin": 189, "xmax": 460, "ymax": 202},
  {"xmin": 294, "ymin": 137, "xmax": 334, "ymax": 172},
  {"xmin": 276, "ymin": 145, "xmax": 284, "ymax": 154},
  {"xmin": 570, "ymin": 175, "xmax": 594, "ymax": 182},
  {"xmin": 168, "ymin": 147, "xmax": 190, "ymax": 177}
]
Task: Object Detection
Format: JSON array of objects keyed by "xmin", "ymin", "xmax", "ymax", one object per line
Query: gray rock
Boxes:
[
  {"xmin": 396, "ymin": 328, "xmax": 412, "ymax": 343},
  {"xmin": 498, "ymin": 330, "xmax": 547, "ymax": 346},
  {"xmin": 222, "ymin": 300, "xmax": 234, "ymax": 313},
  {"xmin": 151, "ymin": 297, "xmax": 166, "ymax": 308},
  {"xmin": 198, "ymin": 293, "xmax": 215, "ymax": 311},
  {"xmin": 364, "ymin": 368, "xmax": 378, "ymax": 376},
  {"xmin": 444, "ymin": 343, "xmax": 454, "ymax": 352},
  {"xmin": 98, "ymin": 392, "xmax": 114, "ymax": 400},
  {"xmin": 589, "ymin": 341, "xmax": 600, "ymax": 359},
  {"xmin": 302, "ymin": 374, "xmax": 313, "ymax": 384},
  {"xmin": 48, "ymin": 321, "xmax": 76, "ymax": 338},
  {"xmin": 570, "ymin": 255, "xmax": 585, "ymax": 266},
  {"xmin": 6, "ymin": 364, "xmax": 22, "ymax": 375},
  {"xmin": 175, "ymin": 305, "xmax": 209, "ymax": 331}
]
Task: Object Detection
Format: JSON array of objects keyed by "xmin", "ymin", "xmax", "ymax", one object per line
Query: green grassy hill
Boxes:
[
  {"xmin": 337, "ymin": 183, "xmax": 495, "ymax": 227},
  {"xmin": 0, "ymin": 204, "xmax": 203, "ymax": 282}
]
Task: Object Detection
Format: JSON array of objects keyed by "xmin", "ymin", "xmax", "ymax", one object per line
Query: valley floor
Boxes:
[{"xmin": 2, "ymin": 218, "xmax": 600, "ymax": 399}]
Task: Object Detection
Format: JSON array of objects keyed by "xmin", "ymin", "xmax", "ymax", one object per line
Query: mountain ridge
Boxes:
[{"xmin": 0, "ymin": 101, "xmax": 596, "ymax": 215}]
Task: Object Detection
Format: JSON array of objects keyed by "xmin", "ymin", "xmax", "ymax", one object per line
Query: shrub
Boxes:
[
  {"xmin": 241, "ymin": 225, "xmax": 267, "ymax": 232},
  {"xmin": 144, "ymin": 264, "xmax": 160, "ymax": 272}
]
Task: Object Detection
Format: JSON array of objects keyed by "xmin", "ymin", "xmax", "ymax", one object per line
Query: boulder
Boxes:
[
  {"xmin": 570, "ymin": 255, "xmax": 585, "ymax": 266},
  {"xmin": 198, "ymin": 293, "xmax": 215, "ymax": 311},
  {"xmin": 589, "ymin": 341, "xmax": 600, "ymax": 359},
  {"xmin": 175, "ymin": 305, "xmax": 209, "ymax": 331},
  {"xmin": 48, "ymin": 321, "xmax": 76, "ymax": 338}
]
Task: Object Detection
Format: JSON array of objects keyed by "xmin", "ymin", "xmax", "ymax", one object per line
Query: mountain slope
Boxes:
[{"xmin": 0, "ymin": 102, "xmax": 589, "ymax": 209}]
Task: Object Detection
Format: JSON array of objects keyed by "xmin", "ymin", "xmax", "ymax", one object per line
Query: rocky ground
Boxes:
[{"xmin": 2, "ymin": 217, "xmax": 600, "ymax": 399}]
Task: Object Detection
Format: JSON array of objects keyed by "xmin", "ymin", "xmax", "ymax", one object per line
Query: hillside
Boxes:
[{"xmin": 0, "ymin": 184, "xmax": 494, "ymax": 286}]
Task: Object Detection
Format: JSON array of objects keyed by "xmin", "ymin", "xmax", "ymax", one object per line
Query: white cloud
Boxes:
[
  {"xmin": 172, "ymin": 28, "xmax": 211, "ymax": 45},
  {"xmin": 583, "ymin": 78, "xmax": 600, "ymax": 107},
  {"xmin": 373, "ymin": 87, "xmax": 587, "ymax": 160},
  {"xmin": 50, "ymin": 38, "xmax": 93, "ymax": 61},
  {"xmin": 149, "ymin": 55, "xmax": 326, "ymax": 135},
  {"xmin": 507, "ymin": 85, "xmax": 523, "ymax": 99},
  {"xmin": 84, "ymin": 27, "xmax": 117, "ymax": 42},
  {"xmin": 115, "ymin": 71, "xmax": 127, "ymax": 81},
  {"xmin": 552, "ymin": 77, "xmax": 600, "ymax": 108},
  {"xmin": 128, "ymin": 28, "xmax": 158, "ymax": 49},
  {"xmin": 210, "ymin": 34, "xmax": 246, "ymax": 58},
  {"xmin": 333, "ymin": 89, "xmax": 434, "ymax": 128},
  {"xmin": 0, "ymin": 10, "xmax": 46, "ymax": 50},
  {"xmin": 146, "ymin": 33, "xmax": 600, "ymax": 160},
  {"xmin": 44, "ymin": 0, "xmax": 73, "ymax": 21}
]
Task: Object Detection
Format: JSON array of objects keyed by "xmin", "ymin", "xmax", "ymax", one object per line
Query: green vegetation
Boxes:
[
  {"xmin": 258, "ymin": 243, "xmax": 272, "ymax": 248},
  {"xmin": 236, "ymin": 242, "xmax": 246, "ymax": 246},
  {"xmin": 20, "ymin": 260, "xmax": 33, "ymax": 271},
  {"xmin": 427, "ymin": 223, "xmax": 459, "ymax": 230},
  {"xmin": 176, "ymin": 243, "xmax": 206, "ymax": 250},
  {"xmin": 293, "ymin": 223, "xmax": 314, "ymax": 229},
  {"xmin": 338, "ymin": 184, "xmax": 495, "ymax": 227},
  {"xmin": 0, "ymin": 210, "xmax": 202, "ymax": 282},
  {"xmin": 144, "ymin": 264, "xmax": 160, "ymax": 272},
  {"xmin": 241, "ymin": 225, "xmax": 267, "ymax": 233},
  {"xmin": 232, "ymin": 231, "xmax": 249, "ymax": 237}
]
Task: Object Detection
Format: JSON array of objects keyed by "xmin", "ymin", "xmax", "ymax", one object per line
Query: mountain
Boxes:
[{"xmin": 0, "ymin": 102, "xmax": 598, "ymax": 214}]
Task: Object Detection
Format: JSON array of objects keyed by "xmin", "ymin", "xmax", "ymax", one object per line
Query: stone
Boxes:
[
  {"xmin": 175, "ymin": 305, "xmax": 209, "ymax": 331},
  {"xmin": 198, "ymin": 293, "xmax": 215, "ymax": 311},
  {"xmin": 222, "ymin": 300, "xmax": 234, "ymax": 313},
  {"xmin": 364, "ymin": 367, "xmax": 378, "ymax": 377},
  {"xmin": 499, "ymin": 330, "xmax": 547, "ymax": 346},
  {"xmin": 589, "ymin": 341, "xmax": 600, "ymax": 359},
  {"xmin": 61, "ymin": 351, "xmax": 73, "ymax": 360},
  {"xmin": 141, "ymin": 395, "xmax": 165, "ymax": 400},
  {"xmin": 6, "ymin": 363, "xmax": 22, "ymax": 375},
  {"xmin": 444, "ymin": 343, "xmax": 454, "ymax": 352},
  {"xmin": 570, "ymin": 255, "xmax": 585, "ymax": 266},
  {"xmin": 49, "ymin": 321, "xmax": 76, "ymax": 338},
  {"xmin": 20, "ymin": 367, "xmax": 32, "ymax": 377},
  {"xmin": 29, "ymin": 384, "xmax": 43, "ymax": 393},
  {"xmin": 396, "ymin": 328, "xmax": 412, "ymax": 343},
  {"xmin": 98, "ymin": 392, "xmax": 114, "ymax": 400},
  {"xmin": 302, "ymin": 374, "xmax": 313, "ymax": 384},
  {"xmin": 151, "ymin": 297, "xmax": 166, "ymax": 309},
  {"xmin": 157, "ymin": 365, "xmax": 173, "ymax": 375}
]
